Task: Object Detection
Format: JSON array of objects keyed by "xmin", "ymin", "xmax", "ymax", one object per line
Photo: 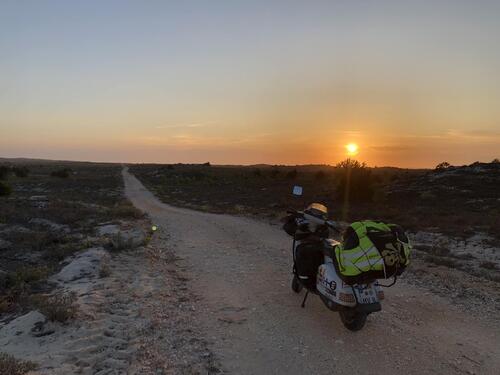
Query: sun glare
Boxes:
[{"xmin": 346, "ymin": 143, "xmax": 359, "ymax": 156}]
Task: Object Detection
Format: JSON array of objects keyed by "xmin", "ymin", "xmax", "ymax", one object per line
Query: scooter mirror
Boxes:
[{"xmin": 292, "ymin": 185, "xmax": 303, "ymax": 196}]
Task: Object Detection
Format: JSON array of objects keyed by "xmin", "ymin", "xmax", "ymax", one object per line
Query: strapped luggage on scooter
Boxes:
[
  {"xmin": 333, "ymin": 221, "xmax": 411, "ymax": 285},
  {"xmin": 294, "ymin": 240, "xmax": 324, "ymax": 291}
]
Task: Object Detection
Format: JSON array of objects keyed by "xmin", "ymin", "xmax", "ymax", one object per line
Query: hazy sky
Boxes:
[{"xmin": 1, "ymin": 0, "xmax": 499, "ymax": 167}]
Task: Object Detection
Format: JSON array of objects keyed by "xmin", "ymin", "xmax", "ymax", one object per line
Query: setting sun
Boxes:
[{"xmin": 346, "ymin": 143, "xmax": 359, "ymax": 156}]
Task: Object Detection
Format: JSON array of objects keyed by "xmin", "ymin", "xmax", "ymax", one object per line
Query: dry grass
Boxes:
[
  {"xmin": 9, "ymin": 266, "xmax": 50, "ymax": 288},
  {"xmin": 130, "ymin": 162, "xmax": 500, "ymax": 240},
  {"xmin": 0, "ymin": 353, "xmax": 37, "ymax": 375},
  {"xmin": 99, "ymin": 261, "xmax": 111, "ymax": 278},
  {"xmin": 32, "ymin": 291, "xmax": 77, "ymax": 322}
]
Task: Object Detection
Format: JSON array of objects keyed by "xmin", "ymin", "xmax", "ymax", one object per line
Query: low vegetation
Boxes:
[
  {"xmin": 32, "ymin": 291, "xmax": 78, "ymax": 322},
  {"xmin": 0, "ymin": 160, "xmax": 140, "ymax": 320},
  {"xmin": 130, "ymin": 159, "xmax": 500, "ymax": 281},
  {"xmin": 129, "ymin": 159, "xmax": 387, "ymax": 221},
  {"xmin": 99, "ymin": 261, "xmax": 112, "ymax": 278},
  {"xmin": 0, "ymin": 352, "xmax": 37, "ymax": 375},
  {"xmin": 50, "ymin": 167, "xmax": 72, "ymax": 178},
  {"xmin": 0, "ymin": 181, "xmax": 11, "ymax": 196}
]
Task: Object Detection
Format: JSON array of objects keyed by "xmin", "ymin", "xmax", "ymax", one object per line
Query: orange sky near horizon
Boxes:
[{"xmin": 1, "ymin": 1, "xmax": 499, "ymax": 168}]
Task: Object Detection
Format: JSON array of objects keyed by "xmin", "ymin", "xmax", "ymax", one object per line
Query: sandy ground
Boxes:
[{"xmin": 123, "ymin": 167, "xmax": 500, "ymax": 375}]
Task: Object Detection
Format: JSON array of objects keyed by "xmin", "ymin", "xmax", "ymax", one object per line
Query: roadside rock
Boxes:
[
  {"xmin": 0, "ymin": 310, "xmax": 46, "ymax": 340},
  {"xmin": 111, "ymin": 228, "xmax": 146, "ymax": 250},
  {"xmin": 51, "ymin": 248, "xmax": 108, "ymax": 284}
]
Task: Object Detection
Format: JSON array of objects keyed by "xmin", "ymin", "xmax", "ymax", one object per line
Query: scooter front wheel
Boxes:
[
  {"xmin": 291, "ymin": 275, "xmax": 303, "ymax": 293},
  {"xmin": 339, "ymin": 310, "xmax": 367, "ymax": 331}
]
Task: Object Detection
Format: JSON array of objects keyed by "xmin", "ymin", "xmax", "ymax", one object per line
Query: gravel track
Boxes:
[{"xmin": 123, "ymin": 167, "xmax": 500, "ymax": 375}]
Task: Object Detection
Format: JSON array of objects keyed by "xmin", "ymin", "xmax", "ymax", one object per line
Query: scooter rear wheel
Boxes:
[
  {"xmin": 339, "ymin": 310, "xmax": 367, "ymax": 331},
  {"xmin": 291, "ymin": 275, "xmax": 303, "ymax": 293}
]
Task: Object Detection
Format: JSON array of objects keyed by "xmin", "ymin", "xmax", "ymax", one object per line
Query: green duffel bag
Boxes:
[{"xmin": 333, "ymin": 220, "xmax": 411, "ymax": 285}]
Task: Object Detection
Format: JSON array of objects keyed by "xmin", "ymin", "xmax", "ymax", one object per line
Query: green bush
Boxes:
[{"xmin": 0, "ymin": 181, "xmax": 12, "ymax": 196}]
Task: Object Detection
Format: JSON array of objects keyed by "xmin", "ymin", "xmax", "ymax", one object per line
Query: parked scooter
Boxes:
[{"xmin": 283, "ymin": 186, "xmax": 385, "ymax": 331}]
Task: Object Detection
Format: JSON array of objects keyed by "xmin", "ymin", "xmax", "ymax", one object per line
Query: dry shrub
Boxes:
[
  {"xmin": 109, "ymin": 201, "xmax": 143, "ymax": 219},
  {"xmin": 99, "ymin": 262, "xmax": 111, "ymax": 278},
  {"xmin": 0, "ymin": 297, "xmax": 11, "ymax": 314},
  {"xmin": 111, "ymin": 230, "xmax": 146, "ymax": 250},
  {"xmin": 0, "ymin": 279, "xmax": 31, "ymax": 314},
  {"xmin": 2, "ymin": 266, "xmax": 51, "ymax": 316},
  {"xmin": 0, "ymin": 353, "xmax": 37, "ymax": 375},
  {"xmin": 33, "ymin": 291, "xmax": 77, "ymax": 322}
]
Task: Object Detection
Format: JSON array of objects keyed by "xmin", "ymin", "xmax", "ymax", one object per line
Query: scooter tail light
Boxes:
[{"xmin": 339, "ymin": 293, "xmax": 355, "ymax": 304}]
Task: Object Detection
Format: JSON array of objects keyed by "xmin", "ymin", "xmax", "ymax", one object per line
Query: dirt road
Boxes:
[{"xmin": 123, "ymin": 167, "xmax": 500, "ymax": 375}]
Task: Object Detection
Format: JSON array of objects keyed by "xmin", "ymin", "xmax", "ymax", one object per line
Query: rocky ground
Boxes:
[
  {"xmin": 0, "ymin": 162, "xmax": 151, "ymax": 373},
  {"xmin": 1, "ymin": 234, "xmax": 219, "ymax": 374}
]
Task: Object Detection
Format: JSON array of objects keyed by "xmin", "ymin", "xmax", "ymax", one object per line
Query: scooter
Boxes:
[{"xmin": 284, "ymin": 187, "xmax": 384, "ymax": 331}]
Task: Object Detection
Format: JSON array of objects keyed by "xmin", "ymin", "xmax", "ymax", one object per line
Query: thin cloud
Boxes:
[
  {"xmin": 370, "ymin": 145, "xmax": 412, "ymax": 152},
  {"xmin": 155, "ymin": 121, "xmax": 215, "ymax": 130}
]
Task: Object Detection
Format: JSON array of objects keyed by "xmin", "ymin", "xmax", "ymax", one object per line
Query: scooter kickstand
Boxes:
[{"xmin": 301, "ymin": 291, "xmax": 309, "ymax": 308}]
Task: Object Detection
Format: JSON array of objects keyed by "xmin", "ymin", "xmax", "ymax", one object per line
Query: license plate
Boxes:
[{"xmin": 354, "ymin": 286, "xmax": 379, "ymax": 304}]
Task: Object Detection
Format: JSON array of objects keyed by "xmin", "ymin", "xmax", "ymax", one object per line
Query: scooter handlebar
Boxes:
[{"xmin": 325, "ymin": 220, "xmax": 342, "ymax": 233}]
